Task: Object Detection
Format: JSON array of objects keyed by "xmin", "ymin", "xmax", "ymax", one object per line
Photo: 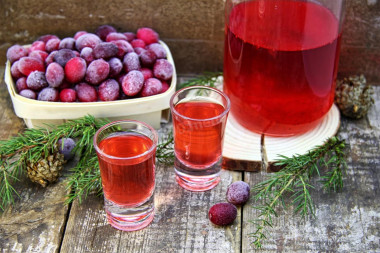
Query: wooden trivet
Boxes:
[{"xmin": 222, "ymin": 104, "xmax": 341, "ymax": 172}]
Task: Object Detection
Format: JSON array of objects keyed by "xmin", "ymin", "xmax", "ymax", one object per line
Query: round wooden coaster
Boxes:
[{"xmin": 222, "ymin": 104, "xmax": 341, "ymax": 172}]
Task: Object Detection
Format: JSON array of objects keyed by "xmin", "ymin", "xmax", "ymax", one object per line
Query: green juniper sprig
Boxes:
[
  {"xmin": 249, "ymin": 137, "xmax": 347, "ymax": 249},
  {"xmin": 178, "ymin": 72, "xmax": 222, "ymax": 89}
]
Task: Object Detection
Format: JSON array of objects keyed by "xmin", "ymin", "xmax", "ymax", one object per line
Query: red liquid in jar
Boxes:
[
  {"xmin": 224, "ymin": 0, "xmax": 342, "ymax": 136},
  {"xmin": 98, "ymin": 133, "xmax": 155, "ymax": 206},
  {"xmin": 173, "ymin": 101, "xmax": 226, "ymax": 168}
]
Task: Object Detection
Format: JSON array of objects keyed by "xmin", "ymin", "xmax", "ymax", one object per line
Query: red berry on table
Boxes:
[
  {"xmin": 95, "ymin": 24, "xmax": 117, "ymax": 41},
  {"xmin": 59, "ymin": 88, "xmax": 77, "ymax": 102},
  {"xmin": 7, "ymin": 45, "xmax": 28, "ymax": 63},
  {"xmin": 123, "ymin": 52, "xmax": 140, "ymax": 73},
  {"xmin": 16, "ymin": 77, "xmax": 28, "ymax": 92},
  {"xmin": 54, "ymin": 49, "xmax": 76, "ymax": 67},
  {"xmin": 137, "ymin": 27, "xmax": 159, "ymax": 45},
  {"xmin": 18, "ymin": 57, "xmax": 45, "ymax": 76},
  {"xmin": 226, "ymin": 181, "xmax": 250, "ymax": 205},
  {"xmin": 106, "ymin": 32, "xmax": 128, "ymax": 42},
  {"xmin": 65, "ymin": 57, "xmax": 87, "ymax": 84},
  {"xmin": 59, "ymin": 38, "xmax": 76, "ymax": 50},
  {"xmin": 122, "ymin": 70, "xmax": 144, "ymax": 96},
  {"xmin": 75, "ymin": 33, "xmax": 101, "ymax": 51},
  {"xmin": 26, "ymin": 71, "xmax": 48, "ymax": 91},
  {"xmin": 45, "ymin": 38, "xmax": 61, "ymax": 52},
  {"xmin": 153, "ymin": 59, "xmax": 173, "ymax": 80},
  {"xmin": 75, "ymin": 82, "xmax": 97, "ymax": 102},
  {"xmin": 108, "ymin": 57, "xmax": 123, "ymax": 77},
  {"xmin": 46, "ymin": 62, "xmax": 64, "ymax": 88},
  {"xmin": 19, "ymin": 89, "xmax": 37, "ymax": 99},
  {"xmin": 38, "ymin": 87, "xmax": 59, "ymax": 102},
  {"xmin": 85, "ymin": 59, "xmax": 110, "ymax": 85},
  {"xmin": 141, "ymin": 78, "xmax": 162, "ymax": 97},
  {"xmin": 130, "ymin": 39, "xmax": 146, "ymax": 49},
  {"xmin": 93, "ymin": 42, "xmax": 118, "ymax": 59},
  {"xmin": 98, "ymin": 79, "xmax": 120, "ymax": 101},
  {"xmin": 208, "ymin": 203, "xmax": 237, "ymax": 226}
]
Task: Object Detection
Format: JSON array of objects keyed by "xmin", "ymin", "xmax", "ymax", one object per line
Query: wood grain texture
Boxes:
[{"xmin": 241, "ymin": 87, "xmax": 380, "ymax": 252}]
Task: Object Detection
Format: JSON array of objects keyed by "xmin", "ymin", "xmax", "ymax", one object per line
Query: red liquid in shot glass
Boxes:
[
  {"xmin": 224, "ymin": 0, "xmax": 342, "ymax": 136},
  {"xmin": 98, "ymin": 133, "xmax": 155, "ymax": 206},
  {"xmin": 173, "ymin": 101, "xmax": 226, "ymax": 168}
]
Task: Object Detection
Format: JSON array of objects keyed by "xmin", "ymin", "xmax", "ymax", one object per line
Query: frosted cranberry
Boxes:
[
  {"xmin": 146, "ymin": 43, "xmax": 167, "ymax": 59},
  {"xmin": 123, "ymin": 52, "xmax": 140, "ymax": 72},
  {"xmin": 153, "ymin": 59, "xmax": 173, "ymax": 80},
  {"xmin": 226, "ymin": 181, "xmax": 250, "ymax": 205},
  {"xmin": 45, "ymin": 38, "xmax": 60, "ymax": 52},
  {"xmin": 59, "ymin": 38, "xmax": 76, "ymax": 50},
  {"xmin": 106, "ymin": 32, "xmax": 128, "ymax": 42},
  {"xmin": 141, "ymin": 78, "xmax": 162, "ymax": 97},
  {"xmin": 19, "ymin": 89, "xmax": 37, "ymax": 99},
  {"xmin": 85, "ymin": 59, "xmax": 110, "ymax": 85},
  {"xmin": 122, "ymin": 70, "xmax": 144, "ymax": 96},
  {"xmin": 137, "ymin": 27, "xmax": 159, "ymax": 45},
  {"xmin": 74, "ymin": 31, "xmax": 87, "ymax": 40},
  {"xmin": 140, "ymin": 49, "xmax": 157, "ymax": 67},
  {"xmin": 160, "ymin": 80, "xmax": 170, "ymax": 93},
  {"xmin": 74, "ymin": 51, "xmax": 80, "ymax": 57},
  {"xmin": 140, "ymin": 68, "xmax": 153, "ymax": 80},
  {"xmin": 18, "ymin": 57, "xmax": 45, "ymax": 76},
  {"xmin": 65, "ymin": 57, "xmax": 87, "ymax": 84},
  {"xmin": 75, "ymin": 33, "xmax": 101, "ymax": 51},
  {"xmin": 57, "ymin": 138, "xmax": 76, "ymax": 160},
  {"xmin": 38, "ymin": 34, "xmax": 59, "ymax": 43},
  {"xmin": 29, "ymin": 41, "xmax": 46, "ymax": 52},
  {"xmin": 75, "ymin": 83, "xmax": 97, "ymax": 102},
  {"xmin": 93, "ymin": 42, "xmax": 118, "ymax": 59},
  {"xmin": 38, "ymin": 87, "xmax": 59, "ymax": 101},
  {"xmin": 11, "ymin": 61, "xmax": 24, "ymax": 80},
  {"xmin": 54, "ymin": 49, "xmax": 76, "ymax": 67},
  {"xmin": 110, "ymin": 40, "xmax": 133, "ymax": 58},
  {"xmin": 59, "ymin": 80, "xmax": 72, "ymax": 90},
  {"xmin": 130, "ymin": 39, "xmax": 146, "ymax": 49},
  {"xmin": 96, "ymin": 25, "xmax": 117, "ymax": 41},
  {"xmin": 123, "ymin": 32, "xmax": 136, "ymax": 42},
  {"xmin": 208, "ymin": 203, "xmax": 237, "ymax": 226},
  {"xmin": 134, "ymin": 47, "xmax": 145, "ymax": 56},
  {"xmin": 16, "ymin": 77, "xmax": 28, "ymax": 92},
  {"xmin": 45, "ymin": 51, "xmax": 57, "ymax": 66},
  {"xmin": 7, "ymin": 45, "xmax": 28, "ymax": 63},
  {"xmin": 98, "ymin": 79, "xmax": 120, "ymax": 101},
  {"xmin": 59, "ymin": 88, "xmax": 77, "ymax": 102},
  {"xmin": 80, "ymin": 47, "xmax": 94, "ymax": 64},
  {"xmin": 46, "ymin": 62, "xmax": 64, "ymax": 88},
  {"xmin": 29, "ymin": 50, "xmax": 49, "ymax": 62},
  {"xmin": 26, "ymin": 71, "xmax": 48, "ymax": 91},
  {"xmin": 108, "ymin": 57, "xmax": 123, "ymax": 77}
]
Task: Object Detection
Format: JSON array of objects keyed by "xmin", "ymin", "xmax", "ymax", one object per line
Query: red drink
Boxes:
[
  {"xmin": 98, "ymin": 133, "xmax": 155, "ymax": 206},
  {"xmin": 173, "ymin": 101, "xmax": 227, "ymax": 168},
  {"xmin": 224, "ymin": 0, "xmax": 342, "ymax": 136}
]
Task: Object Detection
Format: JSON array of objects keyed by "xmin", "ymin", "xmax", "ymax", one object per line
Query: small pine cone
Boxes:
[
  {"xmin": 26, "ymin": 147, "xmax": 66, "ymax": 187},
  {"xmin": 335, "ymin": 74, "xmax": 374, "ymax": 119}
]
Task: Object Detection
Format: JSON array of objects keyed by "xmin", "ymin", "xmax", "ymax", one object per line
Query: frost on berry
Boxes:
[
  {"xmin": 153, "ymin": 59, "xmax": 173, "ymax": 80},
  {"xmin": 7, "ymin": 45, "xmax": 28, "ymax": 63},
  {"xmin": 106, "ymin": 32, "xmax": 128, "ymax": 42},
  {"xmin": 226, "ymin": 181, "xmax": 250, "ymax": 205},
  {"xmin": 26, "ymin": 71, "xmax": 48, "ymax": 91},
  {"xmin": 59, "ymin": 88, "xmax": 77, "ymax": 102},
  {"xmin": 58, "ymin": 137, "xmax": 76, "ymax": 160},
  {"xmin": 75, "ymin": 82, "xmax": 98, "ymax": 102},
  {"xmin": 130, "ymin": 39, "xmax": 146, "ymax": 49},
  {"xmin": 59, "ymin": 38, "xmax": 76, "ymax": 50},
  {"xmin": 38, "ymin": 34, "xmax": 59, "ymax": 43},
  {"xmin": 140, "ymin": 68, "xmax": 153, "ymax": 80},
  {"xmin": 45, "ymin": 38, "xmax": 61, "ymax": 52},
  {"xmin": 16, "ymin": 77, "xmax": 28, "ymax": 92},
  {"xmin": 146, "ymin": 43, "xmax": 167, "ymax": 59},
  {"xmin": 29, "ymin": 41, "xmax": 46, "ymax": 52},
  {"xmin": 139, "ymin": 49, "xmax": 157, "ymax": 67},
  {"xmin": 19, "ymin": 89, "xmax": 37, "ymax": 100},
  {"xmin": 85, "ymin": 59, "xmax": 110, "ymax": 85},
  {"xmin": 65, "ymin": 57, "xmax": 87, "ymax": 84},
  {"xmin": 38, "ymin": 87, "xmax": 59, "ymax": 102},
  {"xmin": 29, "ymin": 50, "xmax": 49, "ymax": 63},
  {"xmin": 11, "ymin": 61, "xmax": 24, "ymax": 80},
  {"xmin": 141, "ymin": 78, "xmax": 162, "ymax": 97},
  {"xmin": 98, "ymin": 79, "xmax": 120, "ymax": 101},
  {"xmin": 18, "ymin": 57, "xmax": 45, "ymax": 76},
  {"xmin": 123, "ymin": 52, "xmax": 140, "ymax": 73},
  {"xmin": 110, "ymin": 40, "xmax": 134, "ymax": 58},
  {"xmin": 136, "ymin": 27, "xmax": 159, "ymax": 45},
  {"xmin": 46, "ymin": 62, "xmax": 64, "ymax": 88},
  {"xmin": 74, "ymin": 31, "xmax": 87, "ymax": 40},
  {"xmin": 95, "ymin": 24, "xmax": 117, "ymax": 41},
  {"xmin": 93, "ymin": 42, "xmax": 118, "ymax": 59},
  {"xmin": 208, "ymin": 203, "xmax": 237, "ymax": 226},
  {"xmin": 160, "ymin": 80, "xmax": 170, "ymax": 93},
  {"xmin": 45, "ymin": 51, "xmax": 57, "ymax": 66},
  {"xmin": 80, "ymin": 47, "xmax": 95, "ymax": 64},
  {"xmin": 75, "ymin": 33, "xmax": 102, "ymax": 51},
  {"xmin": 108, "ymin": 57, "xmax": 123, "ymax": 77},
  {"xmin": 54, "ymin": 49, "xmax": 76, "ymax": 67},
  {"xmin": 122, "ymin": 70, "xmax": 144, "ymax": 96},
  {"xmin": 123, "ymin": 32, "xmax": 136, "ymax": 42}
]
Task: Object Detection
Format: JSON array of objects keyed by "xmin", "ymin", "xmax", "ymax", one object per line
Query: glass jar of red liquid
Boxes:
[{"xmin": 224, "ymin": 0, "xmax": 345, "ymax": 136}]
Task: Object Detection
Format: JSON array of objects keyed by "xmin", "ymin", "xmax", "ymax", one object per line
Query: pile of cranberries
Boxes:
[{"xmin": 7, "ymin": 25, "xmax": 174, "ymax": 102}]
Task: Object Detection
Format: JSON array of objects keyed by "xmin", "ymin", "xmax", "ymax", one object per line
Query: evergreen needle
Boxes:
[{"xmin": 178, "ymin": 72, "xmax": 222, "ymax": 89}]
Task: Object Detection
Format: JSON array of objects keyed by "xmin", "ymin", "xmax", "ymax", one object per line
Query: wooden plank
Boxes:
[
  {"xmin": 241, "ymin": 87, "xmax": 380, "ymax": 252},
  {"xmin": 60, "ymin": 163, "xmax": 242, "ymax": 252}
]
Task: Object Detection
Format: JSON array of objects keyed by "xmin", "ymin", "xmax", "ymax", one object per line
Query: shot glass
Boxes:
[
  {"xmin": 93, "ymin": 120, "xmax": 158, "ymax": 231},
  {"xmin": 170, "ymin": 86, "xmax": 230, "ymax": 191}
]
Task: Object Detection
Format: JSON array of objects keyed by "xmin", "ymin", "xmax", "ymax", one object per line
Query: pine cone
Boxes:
[
  {"xmin": 335, "ymin": 75, "xmax": 374, "ymax": 119},
  {"xmin": 26, "ymin": 147, "xmax": 66, "ymax": 187}
]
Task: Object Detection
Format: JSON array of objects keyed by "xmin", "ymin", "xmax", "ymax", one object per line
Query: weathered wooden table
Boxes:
[{"xmin": 1, "ymin": 68, "xmax": 379, "ymax": 252}]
